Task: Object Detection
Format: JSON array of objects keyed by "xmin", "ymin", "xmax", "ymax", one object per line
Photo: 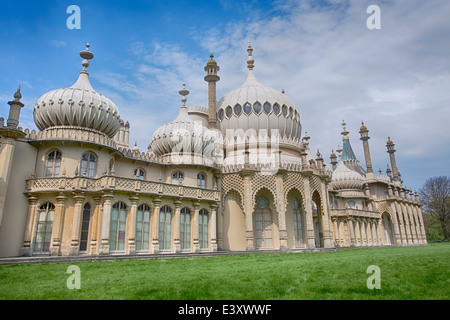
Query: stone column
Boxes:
[
  {"xmin": 209, "ymin": 202, "xmax": 218, "ymax": 252},
  {"xmin": 302, "ymin": 174, "xmax": 316, "ymax": 249},
  {"xmin": 127, "ymin": 194, "xmax": 139, "ymax": 254},
  {"xmin": 99, "ymin": 192, "xmax": 113, "ymax": 255},
  {"xmin": 320, "ymin": 180, "xmax": 334, "ymax": 248},
  {"xmin": 50, "ymin": 193, "xmax": 67, "ymax": 256},
  {"xmin": 415, "ymin": 204, "xmax": 427, "ymax": 245},
  {"xmin": 275, "ymin": 173, "xmax": 288, "ymax": 250},
  {"xmin": 70, "ymin": 192, "xmax": 85, "ymax": 256},
  {"xmin": 347, "ymin": 217, "xmax": 356, "ymax": 246},
  {"xmin": 241, "ymin": 171, "xmax": 254, "ymax": 250},
  {"xmin": 20, "ymin": 195, "xmax": 38, "ymax": 256},
  {"xmin": 354, "ymin": 218, "xmax": 361, "ymax": 246},
  {"xmin": 151, "ymin": 198, "xmax": 161, "ymax": 254},
  {"xmin": 192, "ymin": 202, "xmax": 200, "ymax": 253},
  {"xmin": 89, "ymin": 196, "xmax": 102, "ymax": 255},
  {"xmin": 332, "ymin": 217, "xmax": 340, "ymax": 247},
  {"xmin": 173, "ymin": 199, "xmax": 181, "ymax": 253}
]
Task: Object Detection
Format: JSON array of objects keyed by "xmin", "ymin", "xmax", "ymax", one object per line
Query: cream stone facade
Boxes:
[{"xmin": 0, "ymin": 43, "xmax": 426, "ymax": 258}]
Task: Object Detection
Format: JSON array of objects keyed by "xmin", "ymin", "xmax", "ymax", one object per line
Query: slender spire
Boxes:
[
  {"xmin": 179, "ymin": 82, "xmax": 189, "ymax": 107},
  {"xmin": 79, "ymin": 42, "xmax": 94, "ymax": 74},
  {"xmin": 247, "ymin": 41, "xmax": 254, "ymax": 71}
]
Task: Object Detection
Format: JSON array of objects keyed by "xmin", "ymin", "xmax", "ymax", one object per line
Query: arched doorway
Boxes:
[
  {"xmin": 382, "ymin": 212, "xmax": 395, "ymax": 245},
  {"xmin": 253, "ymin": 194, "xmax": 274, "ymax": 250},
  {"xmin": 312, "ymin": 191, "xmax": 323, "ymax": 248}
]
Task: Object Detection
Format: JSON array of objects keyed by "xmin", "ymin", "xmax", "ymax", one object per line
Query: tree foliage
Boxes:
[{"xmin": 419, "ymin": 176, "xmax": 450, "ymax": 241}]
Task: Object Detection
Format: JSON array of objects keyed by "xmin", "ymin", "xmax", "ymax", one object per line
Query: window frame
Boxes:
[
  {"xmin": 45, "ymin": 149, "xmax": 62, "ymax": 178},
  {"xmin": 172, "ymin": 171, "xmax": 184, "ymax": 185},
  {"xmin": 80, "ymin": 151, "xmax": 97, "ymax": 178}
]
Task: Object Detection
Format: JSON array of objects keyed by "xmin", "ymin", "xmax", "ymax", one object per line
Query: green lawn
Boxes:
[{"xmin": 0, "ymin": 243, "xmax": 449, "ymax": 300}]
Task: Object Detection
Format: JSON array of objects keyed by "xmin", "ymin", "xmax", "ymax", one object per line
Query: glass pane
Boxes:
[
  {"xmin": 243, "ymin": 102, "xmax": 251, "ymax": 115},
  {"xmin": 263, "ymin": 102, "xmax": 271, "ymax": 114},
  {"xmin": 253, "ymin": 102, "xmax": 261, "ymax": 114}
]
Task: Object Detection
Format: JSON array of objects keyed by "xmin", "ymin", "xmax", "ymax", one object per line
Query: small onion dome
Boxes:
[
  {"xmin": 206, "ymin": 52, "xmax": 218, "ymax": 66},
  {"xmin": 360, "ymin": 121, "xmax": 367, "ymax": 132},
  {"xmin": 33, "ymin": 43, "xmax": 121, "ymax": 138},
  {"xmin": 149, "ymin": 84, "xmax": 215, "ymax": 160},
  {"xmin": 329, "ymin": 160, "xmax": 363, "ymax": 190},
  {"xmin": 386, "ymin": 136, "xmax": 394, "ymax": 145}
]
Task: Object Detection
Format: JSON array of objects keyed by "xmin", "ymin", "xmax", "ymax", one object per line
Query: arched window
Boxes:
[
  {"xmin": 81, "ymin": 152, "xmax": 97, "ymax": 178},
  {"xmin": 45, "ymin": 150, "xmax": 62, "ymax": 177},
  {"xmin": 253, "ymin": 102, "xmax": 262, "ymax": 114},
  {"xmin": 159, "ymin": 206, "xmax": 172, "ymax": 250},
  {"xmin": 134, "ymin": 168, "xmax": 145, "ymax": 180},
  {"xmin": 110, "ymin": 202, "xmax": 127, "ymax": 252},
  {"xmin": 79, "ymin": 203, "xmax": 91, "ymax": 252},
  {"xmin": 273, "ymin": 103, "xmax": 280, "ymax": 115},
  {"xmin": 136, "ymin": 204, "xmax": 151, "ymax": 251},
  {"xmin": 348, "ymin": 200, "xmax": 356, "ymax": 209},
  {"xmin": 199, "ymin": 209, "xmax": 209, "ymax": 249},
  {"xmin": 33, "ymin": 202, "xmax": 55, "ymax": 254},
  {"xmin": 293, "ymin": 198, "xmax": 304, "ymax": 247},
  {"xmin": 243, "ymin": 102, "xmax": 252, "ymax": 115},
  {"xmin": 180, "ymin": 207, "xmax": 191, "ymax": 250},
  {"xmin": 172, "ymin": 171, "xmax": 184, "ymax": 185},
  {"xmin": 197, "ymin": 172, "xmax": 206, "ymax": 189},
  {"xmin": 263, "ymin": 102, "xmax": 271, "ymax": 114},
  {"xmin": 254, "ymin": 196, "xmax": 272, "ymax": 249}
]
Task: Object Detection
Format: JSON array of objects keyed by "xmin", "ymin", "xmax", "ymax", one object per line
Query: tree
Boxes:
[{"xmin": 419, "ymin": 176, "xmax": 450, "ymax": 241}]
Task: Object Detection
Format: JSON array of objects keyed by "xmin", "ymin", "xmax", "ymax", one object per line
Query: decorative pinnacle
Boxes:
[
  {"xmin": 210, "ymin": 52, "xmax": 214, "ymax": 60},
  {"xmin": 179, "ymin": 83, "xmax": 189, "ymax": 106},
  {"xmin": 13, "ymin": 85, "xmax": 22, "ymax": 101},
  {"xmin": 247, "ymin": 41, "xmax": 254, "ymax": 70},
  {"xmin": 341, "ymin": 120, "xmax": 349, "ymax": 139},
  {"xmin": 80, "ymin": 43, "xmax": 94, "ymax": 73}
]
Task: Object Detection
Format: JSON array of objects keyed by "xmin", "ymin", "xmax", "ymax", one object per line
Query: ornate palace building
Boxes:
[{"xmin": 0, "ymin": 43, "xmax": 426, "ymax": 258}]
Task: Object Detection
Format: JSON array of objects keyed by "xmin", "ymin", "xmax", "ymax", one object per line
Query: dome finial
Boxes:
[
  {"xmin": 247, "ymin": 41, "xmax": 254, "ymax": 71},
  {"xmin": 80, "ymin": 42, "xmax": 94, "ymax": 73},
  {"xmin": 179, "ymin": 82, "xmax": 190, "ymax": 107},
  {"xmin": 341, "ymin": 120, "xmax": 349, "ymax": 140}
]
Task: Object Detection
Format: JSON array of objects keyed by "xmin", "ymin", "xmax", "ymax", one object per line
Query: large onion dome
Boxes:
[
  {"xmin": 216, "ymin": 43, "xmax": 302, "ymax": 148},
  {"xmin": 329, "ymin": 160, "xmax": 364, "ymax": 190},
  {"xmin": 149, "ymin": 84, "xmax": 215, "ymax": 162},
  {"xmin": 33, "ymin": 44, "xmax": 121, "ymax": 138}
]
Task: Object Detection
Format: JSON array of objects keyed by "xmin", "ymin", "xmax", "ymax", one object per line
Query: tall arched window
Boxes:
[
  {"xmin": 293, "ymin": 198, "xmax": 304, "ymax": 247},
  {"xmin": 159, "ymin": 206, "xmax": 172, "ymax": 251},
  {"xmin": 33, "ymin": 202, "xmax": 55, "ymax": 254},
  {"xmin": 180, "ymin": 207, "xmax": 191, "ymax": 250},
  {"xmin": 199, "ymin": 209, "xmax": 209, "ymax": 249},
  {"xmin": 136, "ymin": 204, "xmax": 151, "ymax": 251},
  {"xmin": 197, "ymin": 172, "xmax": 206, "ymax": 189},
  {"xmin": 45, "ymin": 150, "xmax": 62, "ymax": 177},
  {"xmin": 79, "ymin": 203, "xmax": 91, "ymax": 252},
  {"xmin": 254, "ymin": 196, "xmax": 273, "ymax": 249},
  {"xmin": 81, "ymin": 152, "xmax": 97, "ymax": 178},
  {"xmin": 172, "ymin": 171, "xmax": 184, "ymax": 185},
  {"xmin": 110, "ymin": 202, "xmax": 127, "ymax": 252}
]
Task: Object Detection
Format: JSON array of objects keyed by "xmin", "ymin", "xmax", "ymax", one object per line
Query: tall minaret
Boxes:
[
  {"xmin": 0, "ymin": 86, "xmax": 26, "ymax": 226},
  {"xmin": 386, "ymin": 137, "xmax": 401, "ymax": 185},
  {"xmin": 359, "ymin": 121, "xmax": 374, "ymax": 177},
  {"xmin": 204, "ymin": 52, "xmax": 220, "ymax": 128}
]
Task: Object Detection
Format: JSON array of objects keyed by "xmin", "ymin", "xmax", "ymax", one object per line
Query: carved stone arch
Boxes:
[
  {"xmin": 251, "ymin": 173, "xmax": 277, "ymax": 210},
  {"xmin": 284, "ymin": 186, "xmax": 306, "ymax": 212},
  {"xmin": 222, "ymin": 189, "xmax": 244, "ymax": 213}
]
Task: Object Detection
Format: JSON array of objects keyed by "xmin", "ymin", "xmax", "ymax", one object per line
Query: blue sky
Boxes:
[{"xmin": 1, "ymin": 0, "xmax": 449, "ymax": 191}]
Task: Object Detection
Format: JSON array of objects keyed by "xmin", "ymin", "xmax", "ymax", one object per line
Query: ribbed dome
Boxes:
[
  {"xmin": 330, "ymin": 160, "xmax": 364, "ymax": 190},
  {"xmin": 149, "ymin": 85, "xmax": 215, "ymax": 161},
  {"xmin": 33, "ymin": 44, "xmax": 121, "ymax": 138},
  {"xmin": 216, "ymin": 45, "xmax": 302, "ymax": 147}
]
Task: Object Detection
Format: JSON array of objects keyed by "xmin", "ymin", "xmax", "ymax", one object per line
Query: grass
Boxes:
[{"xmin": 0, "ymin": 243, "xmax": 449, "ymax": 300}]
